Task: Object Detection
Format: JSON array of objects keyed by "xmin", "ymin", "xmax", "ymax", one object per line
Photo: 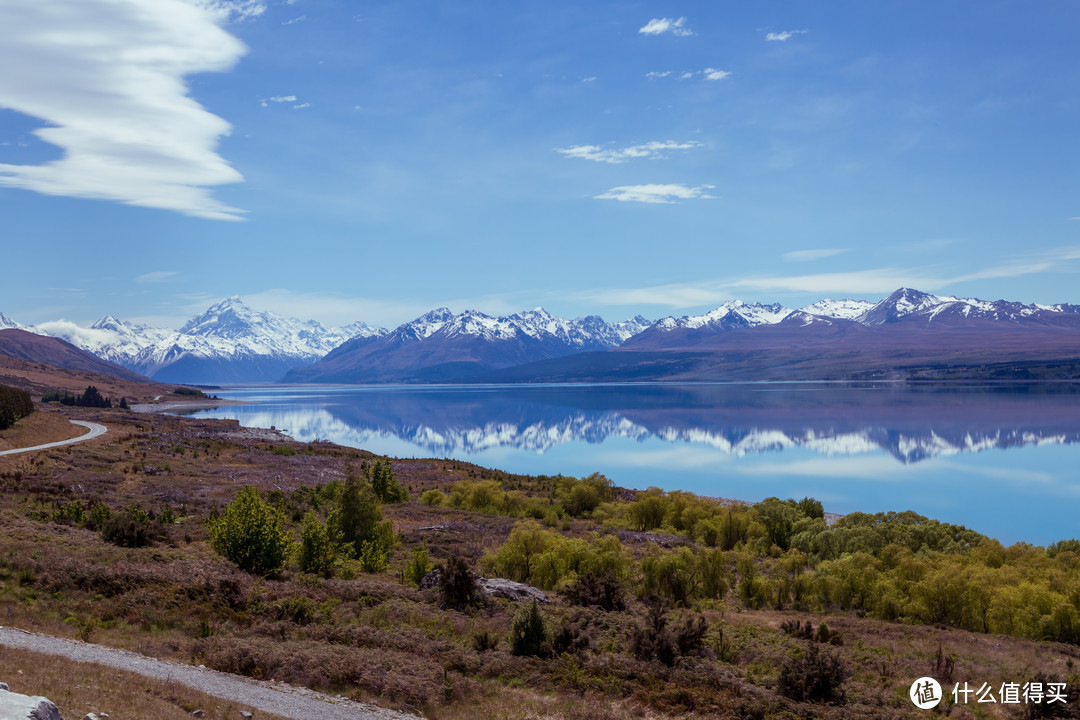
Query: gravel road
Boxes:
[
  {"xmin": 0, "ymin": 627, "xmax": 418, "ymax": 720},
  {"xmin": 0, "ymin": 420, "xmax": 107, "ymax": 456}
]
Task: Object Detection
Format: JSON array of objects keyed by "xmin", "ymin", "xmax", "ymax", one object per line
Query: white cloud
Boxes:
[
  {"xmin": 580, "ymin": 76, "xmax": 598, "ymax": 83},
  {"xmin": 188, "ymin": 0, "xmax": 266, "ymax": 22},
  {"xmin": 639, "ymin": 17, "xmax": 693, "ymax": 37},
  {"xmin": 0, "ymin": 0, "xmax": 247, "ymax": 220},
  {"xmin": 136, "ymin": 271, "xmax": 180, "ymax": 283},
  {"xmin": 680, "ymin": 72, "xmax": 695, "ymax": 80},
  {"xmin": 783, "ymin": 248, "xmax": 851, "ymax": 262},
  {"xmin": 292, "ymin": 102, "xmax": 311, "ymax": 110},
  {"xmin": 703, "ymin": 68, "xmax": 731, "ymax": 81},
  {"xmin": 556, "ymin": 140, "xmax": 701, "ymax": 164},
  {"xmin": 595, "ymin": 183, "xmax": 716, "ymax": 204},
  {"xmin": 282, "ymin": 14, "xmax": 306, "ymax": 25},
  {"xmin": 765, "ymin": 29, "xmax": 808, "ymax": 42},
  {"xmin": 646, "ymin": 71, "xmax": 672, "ymax": 79}
]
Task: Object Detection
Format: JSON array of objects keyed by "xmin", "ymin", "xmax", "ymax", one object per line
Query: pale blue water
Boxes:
[{"xmin": 182, "ymin": 383, "xmax": 1080, "ymax": 546}]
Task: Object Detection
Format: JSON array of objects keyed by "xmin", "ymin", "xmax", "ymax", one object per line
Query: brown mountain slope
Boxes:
[{"xmin": 0, "ymin": 331, "xmax": 168, "ymax": 401}]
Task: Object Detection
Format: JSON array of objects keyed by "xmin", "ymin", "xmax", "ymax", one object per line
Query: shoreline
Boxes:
[{"xmin": 129, "ymin": 397, "xmax": 251, "ymax": 414}]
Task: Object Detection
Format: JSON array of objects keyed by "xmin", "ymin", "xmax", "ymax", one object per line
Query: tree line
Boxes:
[
  {"xmin": 0, "ymin": 384, "xmax": 34, "ymax": 429},
  {"xmin": 41, "ymin": 386, "xmax": 127, "ymax": 409}
]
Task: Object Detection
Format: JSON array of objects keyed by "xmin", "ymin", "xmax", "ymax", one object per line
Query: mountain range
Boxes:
[{"xmin": 3, "ymin": 288, "xmax": 1080, "ymax": 384}]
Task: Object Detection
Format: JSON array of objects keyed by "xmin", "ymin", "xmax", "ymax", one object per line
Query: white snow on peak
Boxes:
[
  {"xmin": 799, "ymin": 298, "xmax": 874, "ymax": 320},
  {"xmin": 657, "ymin": 301, "xmax": 793, "ymax": 331},
  {"xmin": 0, "ymin": 312, "xmax": 25, "ymax": 330}
]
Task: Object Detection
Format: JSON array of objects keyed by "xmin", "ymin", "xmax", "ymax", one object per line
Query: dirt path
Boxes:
[
  {"xmin": 0, "ymin": 420, "xmax": 106, "ymax": 456},
  {"xmin": 0, "ymin": 627, "xmax": 417, "ymax": 720}
]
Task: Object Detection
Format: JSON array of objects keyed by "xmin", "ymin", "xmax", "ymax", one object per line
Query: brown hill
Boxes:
[{"xmin": 0, "ymin": 329, "xmax": 167, "ymax": 400}]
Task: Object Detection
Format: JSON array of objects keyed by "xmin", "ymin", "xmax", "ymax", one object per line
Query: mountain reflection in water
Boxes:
[
  {"xmin": 184, "ymin": 383, "xmax": 1080, "ymax": 464},
  {"xmin": 182, "ymin": 383, "xmax": 1080, "ymax": 545}
]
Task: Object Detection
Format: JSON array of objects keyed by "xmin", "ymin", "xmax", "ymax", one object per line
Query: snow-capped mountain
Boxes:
[
  {"xmin": 799, "ymin": 298, "xmax": 875, "ymax": 320},
  {"xmin": 283, "ymin": 307, "xmax": 657, "ymax": 384},
  {"xmin": 855, "ymin": 288, "xmax": 1080, "ymax": 326},
  {"xmin": 653, "ymin": 301, "xmax": 793, "ymax": 332},
  {"xmin": 0, "ymin": 313, "xmax": 24, "ymax": 330},
  {"xmin": 7, "ymin": 288, "xmax": 1080, "ymax": 386},
  {"xmin": 8, "ymin": 298, "xmax": 388, "ymax": 384}
]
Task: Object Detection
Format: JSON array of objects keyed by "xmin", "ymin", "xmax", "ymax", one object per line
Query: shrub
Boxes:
[
  {"xmin": 404, "ymin": 543, "xmax": 433, "ymax": 587},
  {"xmin": 370, "ymin": 459, "xmax": 408, "ymax": 503},
  {"xmin": 472, "ymin": 629, "xmax": 499, "ymax": 652},
  {"xmin": 778, "ymin": 644, "xmax": 848, "ymax": 703},
  {"xmin": 100, "ymin": 508, "xmax": 153, "ymax": 548},
  {"xmin": 630, "ymin": 598, "xmax": 709, "ymax": 666},
  {"xmin": 510, "ymin": 599, "xmax": 548, "ymax": 657},
  {"xmin": 337, "ymin": 468, "xmax": 383, "ymax": 558},
  {"xmin": 84, "ymin": 502, "xmax": 112, "ymax": 531},
  {"xmin": 439, "ymin": 555, "xmax": 483, "ymax": 611},
  {"xmin": 52, "ymin": 500, "xmax": 85, "ymax": 526},
  {"xmin": 563, "ymin": 569, "xmax": 625, "ymax": 611},
  {"xmin": 298, "ymin": 511, "xmax": 338, "ymax": 577},
  {"xmin": 208, "ymin": 486, "xmax": 292, "ymax": 576},
  {"xmin": 419, "ymin": 489, "xmax": 446, "ymax": 506}
]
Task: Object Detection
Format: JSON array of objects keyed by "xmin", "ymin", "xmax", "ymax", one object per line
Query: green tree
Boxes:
[
  {"xmin": 298, "ymin": 511, "xmax": 338, "ymax": 577},
  {"xmin": 209, "ymin": 486, "xmax": 292, "ymax": 576},
  {"xmin": 510, "ymin": 599, "xmax": 548, "ymax": 657},
  {"xmin": 370, "ymin": 459, "xmax": 408, "ymax": 503}
]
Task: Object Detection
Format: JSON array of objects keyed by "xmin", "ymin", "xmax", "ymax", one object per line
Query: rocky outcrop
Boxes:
[
  {"xmin": 0, "ymin": 684, "xmax": 64, "ymax": 720},
  {"xmin": 477, "ymin": 577, "xmax": 548, "ymax": 603}
]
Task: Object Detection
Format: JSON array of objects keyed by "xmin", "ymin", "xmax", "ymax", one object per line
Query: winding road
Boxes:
[
  {"xmin": 0, "ymin": 627, "xmax": 414, "ymax": 720},
  {"xmin": 0, "ymin": 420, "xmax": 107, "ymax": 456}
]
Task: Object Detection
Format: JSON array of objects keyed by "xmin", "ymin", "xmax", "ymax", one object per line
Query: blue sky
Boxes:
[{"xmin": 1, "ymin": 0, "xmax": 1077, "ymax": 329}]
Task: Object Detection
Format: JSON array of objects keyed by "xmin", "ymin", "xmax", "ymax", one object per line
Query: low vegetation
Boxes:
[{"xmin": 0, "ymin": 403, "xmax": 1078, "ymax": 720}]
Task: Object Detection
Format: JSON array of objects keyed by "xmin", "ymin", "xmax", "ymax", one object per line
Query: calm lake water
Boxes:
[{"xmin": 182, "ymin": 382, "xmax": 1080, "ymax": 546}]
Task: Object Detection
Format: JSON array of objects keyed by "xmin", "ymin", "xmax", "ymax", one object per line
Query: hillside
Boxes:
[
  {"xmin": 1, "ymin": 395, "xmax": 1078, "ymax": 720},
  {"xmin": 0, "ymin": 329, "xmax": 154, "ymax": 386}
]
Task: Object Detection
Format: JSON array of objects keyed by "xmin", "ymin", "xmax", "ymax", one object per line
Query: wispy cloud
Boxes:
[
  {"xmin": 595, "ymin": 184, "xmax": 716, "ymax": 204},
  {"xmin": 783, "ymin": 248, "xmax": 851, "ymax": 262},
  {"xmin": 282, "ymin": 14, "xmax": 306, "ymax": 25},
  {"xmin": 136, "ymin": 271, "xmax": 180, "ymax": 284},
  {"xmin": 703, "ymin": 68, "xmax": 731, "ymax": 81},
  {"xmin": 189, "ymin": 0, "xmax": 266, "ymax": 22},
  {"xmin": 556, "ymin": 140, "xmax": 701, "ymax": 164},
  {"xmin": 645, "ymin": 71, "xmax": 672, "ymax": 79},
  {"xmin": 261, "ymin": 95, "xmax": 297, "ymax": 107},
  {"xmin": 639, "ymin": 17, "xmax": 693, "ymax": 37},
  {"xmin": 578, "ymin": 251, "xmax": 1080, "ymax": 309},
  {"xmin": 0, "ymin": 0, "xmax": 248, "ymax": 221},
  {"xmin": 292, "ymin": 102, "xmax": 311, "ymax": 110},
  {"xmin": 765, "ymin": 29, "xmax": 808, "ymax": 42}
]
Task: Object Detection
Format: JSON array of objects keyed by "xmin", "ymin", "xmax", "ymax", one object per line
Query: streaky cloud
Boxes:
[
  {"xmin": 0, "ymin": 0, "xmax": 248, "ymax": 220},
  {"xmin": 595, "ymin": 183, "xmax": 716, "ymax": 204}
]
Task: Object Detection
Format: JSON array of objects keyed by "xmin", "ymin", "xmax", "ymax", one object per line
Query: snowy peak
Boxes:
[
  {"xmin": 0, "ymin": 313, "xmax": 23, "ymax": 330},
  {"xmin": 179, "ymin": 296, "xmax": 271, "ymax": 339},
  {"xmin": 656, "ymin": 301, "xmax": 793, "ymax": 332},
  {"xmin": 858, "ymin": 288, "xmax": 942, "ymax": 325},
  {"xmin": 799, "ymin": 298, "xmax": 875, "ymax": 321}
]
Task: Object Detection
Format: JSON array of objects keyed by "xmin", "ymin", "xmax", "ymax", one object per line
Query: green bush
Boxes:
[
  {"xmin": 404, "ymin": 543, "xmax": 433, "ymax": 586},
  {"xmin": 101, "ymin": 508, "xmax": 153, "ymax": 547},
  {"xmin": 510, "ymin": 599, "xmax": 548, "ymax": 657},
  {"xmin": 419, "ymin": 489, "xmax": 446, "ymax": 506},
  {"xmin": 208, "ymin": 487, "xmax": 292, "ymax": 576},
  {"xmin": 298, "ymin": 511, "xmax": 338, "ymax": 577}
]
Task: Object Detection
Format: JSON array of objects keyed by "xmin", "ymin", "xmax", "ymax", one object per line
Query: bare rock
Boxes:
[
  {"xmin": 0, "ymin": 682, "xmax": 9, "ymax": 691},
  {"xmin": 477, "ymin": 577, "xmax": 548, "ymax": 603},
  {"xmin": 418, "ymin": 568, "xmax": 441, "ymax": 590},
  {"xmin": 0, "ymin": 687, "xmax": 64, "ymax": 720}
]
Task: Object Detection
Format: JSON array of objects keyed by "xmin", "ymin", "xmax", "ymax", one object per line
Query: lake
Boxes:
[{"xmin": 181, "ymin": 382, "xmax": 1080, "ymax": 546}]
